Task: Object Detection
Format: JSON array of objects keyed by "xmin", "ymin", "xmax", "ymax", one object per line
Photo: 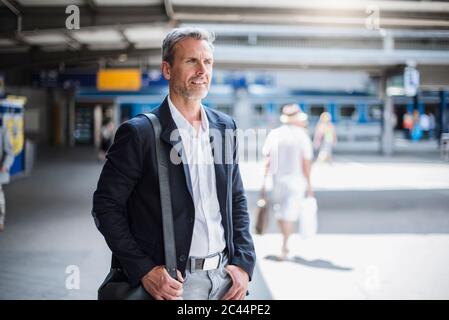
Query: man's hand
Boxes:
[
  {"xmin": 0, "ymin": 167, "xmax": 7, "ymax": 173},
  {"xmin": 221, "ymin": 265, "xmax": 249, "ymax": 300},
  {"xmin": 141, "ymin": 266, "xmax": 184, "ymax": 300}
]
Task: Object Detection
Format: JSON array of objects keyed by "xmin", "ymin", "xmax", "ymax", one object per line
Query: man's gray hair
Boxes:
[{"xmin": 162, "ymin": 27, "xmax": 215, "ymax": 65}]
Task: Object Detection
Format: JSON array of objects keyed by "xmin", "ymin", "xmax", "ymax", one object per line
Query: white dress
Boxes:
[{"xmin": 262, "ymin": 125, "xmax": 313, "ymax": 221}]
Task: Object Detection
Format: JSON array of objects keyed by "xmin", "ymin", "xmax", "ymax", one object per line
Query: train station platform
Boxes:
[{"xmin": 0, "ymin": 144, "xmax": 448, "ymax": 299}]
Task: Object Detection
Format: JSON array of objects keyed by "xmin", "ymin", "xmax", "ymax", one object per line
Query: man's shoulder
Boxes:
[
  {"xmin": 117, "ymin": 114, "xmax": 155, "ymax": 141},
  {"xmin": 128, "ymin": 113, "xmax": 150, "ymax": 124},
  {"xmin": 204, "ymin": 107, "xmax": 236, "ymax": 128},
  {"xmin": 124, "ymin": 112, "xmax": 158, "ymax": 130}
]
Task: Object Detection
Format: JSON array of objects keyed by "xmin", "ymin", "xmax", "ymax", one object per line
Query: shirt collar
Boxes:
[{"xmin": 167, "ymin": 95, "xmax": 209, "ymax": 135}]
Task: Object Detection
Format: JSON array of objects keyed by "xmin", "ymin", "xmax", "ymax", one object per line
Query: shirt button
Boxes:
[
  {"xmin": 179, "ymin": 255, "xmax": 186, "ymax": 262},
  {"xmin": 189, "ymin": 218, "xmax": 194, "ymax": 224}
]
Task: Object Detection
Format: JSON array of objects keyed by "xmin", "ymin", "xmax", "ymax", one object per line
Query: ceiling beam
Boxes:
[
  {"xmin": 164, "ymin": 0, "xmax": 175, "ymax": 21},
  {"xmin": 172, "ymin": 0, "xmax": 449, "ymax": 13},
  {"xmin": 4, "ymin": 44, "xmax": 449, "ymax": 72},
  {"xmin": 1, "ymin": 0, "xmax": 21, "ymax": 16},
  {"xmin": 63, "ymin": 31, "xmax": 83, "ymax": 50},
  {"xmin": 0, "ymin": 46, "xmax": 161, "ymax": 70},
  {"xmin": 117, "ymin": 28, "xmax": 133, "ymax": 50},
  {"xmin": 85, "ymin": 0, "xmax": 97, "ymax": 13},
  {"xmin": 0, "ymin": 5, "xmax": 168, "ymax": 34},
  {"xmin": 1, "ymin": 0, "xmax": 22, "ymax": 33},
  {"xmin": 2, "ymin": 3, "xmax": 449, "ymax": 36},
  {"xmin": 175, "ymin": 12, "xmax": 449, "ymax": 30}
]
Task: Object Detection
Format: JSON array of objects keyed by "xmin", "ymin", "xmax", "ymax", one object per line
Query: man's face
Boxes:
[{"xmin": 162, "ymin": 38, "xmax": 213, "ymax": 101}]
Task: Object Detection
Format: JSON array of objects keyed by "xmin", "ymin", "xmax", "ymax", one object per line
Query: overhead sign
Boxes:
[{"xmin": 97, "ymin": 69, "xmax": 142, "ymax": 91}]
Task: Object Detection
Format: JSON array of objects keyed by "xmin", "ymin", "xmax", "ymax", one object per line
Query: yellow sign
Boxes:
[{"xmin": 97, "ymin": 69, "xmax": 142, "ymax": 91}]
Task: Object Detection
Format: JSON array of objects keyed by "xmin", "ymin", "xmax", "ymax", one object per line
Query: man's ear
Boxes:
[{"xmin": 161, "ymin": 61, "xmax": 171, "ymax": 80}]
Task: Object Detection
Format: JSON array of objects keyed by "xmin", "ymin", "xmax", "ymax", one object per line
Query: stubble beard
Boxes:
[{"xmin": 173, "ymin": 83, "xmax": 209, "ymax": 101}]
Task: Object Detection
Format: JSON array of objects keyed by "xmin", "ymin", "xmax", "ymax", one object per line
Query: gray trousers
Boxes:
[
  {"xmin": 182, "ymin": 253, "xmax": 233, "ymax": 300},
  {"xmin": 0, "ymin": 185, "xmax": 5, "ymax": 225}
]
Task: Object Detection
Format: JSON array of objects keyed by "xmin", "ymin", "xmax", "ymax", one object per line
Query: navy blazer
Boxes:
[{"xmin": 92, "ymin": 97, "xmax": 256, "ymax": 287}]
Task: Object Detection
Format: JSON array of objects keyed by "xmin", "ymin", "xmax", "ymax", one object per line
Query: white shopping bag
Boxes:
[{"xmin": 299, "ymin": 197, "xmax": 318, "ymax": 239}]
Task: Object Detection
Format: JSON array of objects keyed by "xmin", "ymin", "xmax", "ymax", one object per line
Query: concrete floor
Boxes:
[{"xmin": 0, "ymin": 144, "xmax": 448, "ymax": 299}]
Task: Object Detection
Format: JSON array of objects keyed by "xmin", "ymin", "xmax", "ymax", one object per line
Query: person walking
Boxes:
[
  {"xmin": 98, "ymin": 117, "xmax": 115, "ymax": 161},
  {"xmin": 313, "ymin": 112, "xmax": 337, "ymax": 163},
  {"xmin": 0, "ymin": 121, "xmax": 14, "ymax": 232},
  {"xmin": 262, "ymin": 104, "xmax": 314, "ymax": 260}
]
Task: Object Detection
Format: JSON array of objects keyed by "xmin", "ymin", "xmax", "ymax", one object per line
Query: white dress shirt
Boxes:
[{"xmin": 167, "ymin": 96, "xmax": 226, "ymax": 257}]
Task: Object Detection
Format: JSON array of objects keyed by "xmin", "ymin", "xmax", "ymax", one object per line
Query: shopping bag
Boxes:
[{"xmin": 299, "ymin": 197, "xmax": 318, "ymax": 239}]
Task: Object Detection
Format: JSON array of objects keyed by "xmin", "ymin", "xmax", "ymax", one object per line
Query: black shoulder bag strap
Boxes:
[{"xmin": 143, "ymin": 113, "xmax": 177, "ymax": 279}]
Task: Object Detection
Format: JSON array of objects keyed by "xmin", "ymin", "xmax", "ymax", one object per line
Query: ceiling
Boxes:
[{"xmin": 1, "ymin": 0, "xmax": 449, "ymax": 72}]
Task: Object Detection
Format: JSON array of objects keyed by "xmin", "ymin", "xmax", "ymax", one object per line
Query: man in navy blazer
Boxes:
[{"xmin": 92, "ymin": 27, "xmax": 256, "ymax": 300}]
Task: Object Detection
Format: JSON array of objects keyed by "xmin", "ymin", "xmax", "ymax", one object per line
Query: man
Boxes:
[
  {"xmin": 0, "ymin": 119, "xmax": 14, "ymax": 232},
  {"xmin": 92, "ymin": 27, "xmax": 256, "ymax": 300}
]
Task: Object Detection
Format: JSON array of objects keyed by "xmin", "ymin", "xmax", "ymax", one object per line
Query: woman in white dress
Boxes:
[{"xmin": 262, "ymin": 104, "xmax": 314, "ymax": 260}]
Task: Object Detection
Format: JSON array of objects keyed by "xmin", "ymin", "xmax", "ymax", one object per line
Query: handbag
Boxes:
[
  {"xmin": 97, "ymin": 113, "xmax": 178, "ymax": 300},
  {"xmin": 254, "ymin": 177, "xmax": 269, "ymax": 234},
  {"xmin": 298, "ymin": 196, "xmax": 318, "ymax": 239}
]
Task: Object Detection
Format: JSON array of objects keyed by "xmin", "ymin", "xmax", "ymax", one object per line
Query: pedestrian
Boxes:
[
  {"xmin": 92, "ymin": 27, "xmax": 256, "ymax": 300},
  {"xmin": 98, "ymin": 117, "xmax": 115, "ymax": 161},
  {"xmin": 428, "ymin": 111, "xmax": 436, "ymax": 139},
  {"xmin": 403, "ymin": 111, "xmax": 413, "ymax": 139},
  {"xmin": 419, "ymin": 112, "xmax": 430, "ymax": 140},
  {"xmin": 262, "ymin": 104, "xmax": 314, "ymax": 260},
  {"xmin": 411, "ymin": 110, "xmax": 423, "ymax": 141},
  {"xmin": 0, "ymin": 117, "xmax": 14, "ymax": 232},
  {"xmin": 313, "ymin": 112, "xmax": 337, "ymax": 163}
]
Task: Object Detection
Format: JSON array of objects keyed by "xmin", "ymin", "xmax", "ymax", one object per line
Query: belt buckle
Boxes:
[{"xmin": 203, "ymin": 253, "xmax": 220, "ymax": 271}]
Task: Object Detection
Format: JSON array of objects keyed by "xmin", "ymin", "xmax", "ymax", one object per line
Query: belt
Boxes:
[{"xmin": 189, "ymin": 251, "xmax": 224, "ymax": 273}]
